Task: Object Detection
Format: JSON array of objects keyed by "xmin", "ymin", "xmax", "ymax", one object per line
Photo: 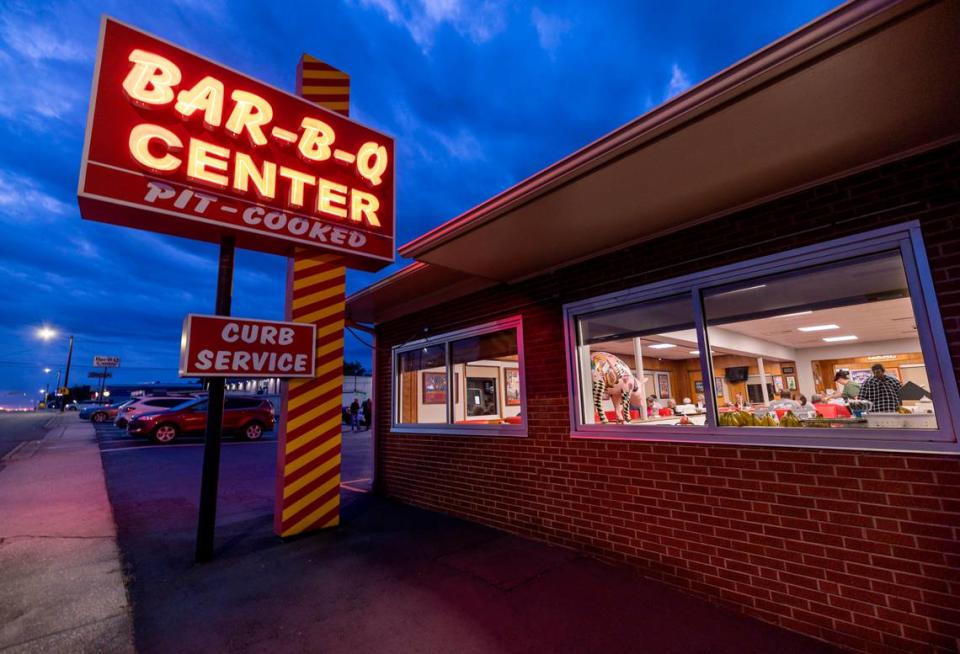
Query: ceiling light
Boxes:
[
  {"xmin": 716, "ymin": 284, "xmax": 767, "ymax": 296},
  {"xmin": 867, "ymin": 354, "xmax": 897, "ymax": 361},
  {"xmin": 823, "ymin": 335, "xmax": 858, "ymax": 342},
  {"xmin": 689, "ymin": 350, "xmax": 699, "ymax": 355},
  {"xmin": 775, "ymin": 310, "xmax": 813, "ymax": 318},
  {"xmin": 798, "ymin": 324, "xmax": 839, "ymax": 332},
  {"xmin": 649, "ymin": 343, "xmax": 676, "ymax": 350}
]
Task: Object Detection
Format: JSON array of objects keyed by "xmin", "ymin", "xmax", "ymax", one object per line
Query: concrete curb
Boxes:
[{"xmin": 0, "ymin": 414, "xmax": 136, "ymax": 653}]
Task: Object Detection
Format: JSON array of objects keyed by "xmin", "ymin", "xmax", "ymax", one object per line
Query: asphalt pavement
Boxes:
[
  {"xmin": 0, "ymin": 412, "xmax": 54, "ymax": 460},
  {"xmin": 94, "ymin": 420, "xmax": 837, "ymax": 654}
]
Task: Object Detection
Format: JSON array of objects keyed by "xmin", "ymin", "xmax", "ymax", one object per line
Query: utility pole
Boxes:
[{"xmin": 60, "ymin": 336, "xmax": 74, "ymax": 413}]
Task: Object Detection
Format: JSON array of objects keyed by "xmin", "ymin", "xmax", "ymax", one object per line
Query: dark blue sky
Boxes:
[{"xmin": 0, "ymin": 0, "xmax": 837, "ymax": 405}]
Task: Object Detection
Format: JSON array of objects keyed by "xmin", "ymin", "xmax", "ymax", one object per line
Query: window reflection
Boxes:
[
  {"xmin": 576, "ymin": 295, "xmax": 705, "ymax": 426},
  {"xmin": 703, "ymin": 251, "xmax": 937, "ymax": 429},
  {"xmin": 396, "ymin": 345, "xmax": 447, "ymax": 424}
]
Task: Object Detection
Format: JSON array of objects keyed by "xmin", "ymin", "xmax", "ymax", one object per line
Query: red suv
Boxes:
[{"xmin": 127, "ymin": 396, "xmax": 275, "ymax": 444}]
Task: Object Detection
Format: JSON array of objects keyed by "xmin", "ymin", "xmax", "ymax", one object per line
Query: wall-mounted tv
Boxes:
[{"xmin": 725, "ymin": 366, "xmax": 750, "ymax": 382}]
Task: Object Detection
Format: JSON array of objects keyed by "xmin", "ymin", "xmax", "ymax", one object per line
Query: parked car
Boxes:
[
  {"xmin": 128, "ymin": 396, "xmax": 275, "ymax": 444},
  {"xmin": 46, "ymin": 400, "xmax": 79, "ymax": 411},
  {"xmin": 114, "ymin": 395, "xmax": 198, "ymax": 428},
  {"xmin": 79, "ymin": 401, "xmax": 125, "ymax": 423}
]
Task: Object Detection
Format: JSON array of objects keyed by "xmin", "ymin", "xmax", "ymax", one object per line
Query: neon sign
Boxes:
[{"xmin": 78, "ymin": 18, "xmax": 395, "ymax": 270}]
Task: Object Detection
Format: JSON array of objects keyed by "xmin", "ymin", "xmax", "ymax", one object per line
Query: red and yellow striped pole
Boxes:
[{"xmin": 274, "ymin": 56, "xmax": 350, "ymax": 537}]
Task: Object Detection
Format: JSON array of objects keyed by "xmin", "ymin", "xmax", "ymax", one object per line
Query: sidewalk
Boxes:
[
  {"xmin": 99, "ymin": 427, "xmax": 841, "ymax": 654},
  {"xmin": 0, "ymin": 414, "xmax": 134, "ymax": 653}
]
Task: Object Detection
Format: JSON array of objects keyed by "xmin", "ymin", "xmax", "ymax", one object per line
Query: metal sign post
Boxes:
[{"xmin": 195, "ymin": 235, "xmax": 235, "ymax": 563}]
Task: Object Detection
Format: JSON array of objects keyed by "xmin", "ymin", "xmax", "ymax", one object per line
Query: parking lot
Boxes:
[{"xmin": 94, "ymin": 417, "xmax": 372, "ymax": 489}]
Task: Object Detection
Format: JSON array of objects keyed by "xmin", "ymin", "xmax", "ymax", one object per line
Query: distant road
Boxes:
[{"xmin": 0, "ymin": 412, "xmax": 53, "ymax": 460}]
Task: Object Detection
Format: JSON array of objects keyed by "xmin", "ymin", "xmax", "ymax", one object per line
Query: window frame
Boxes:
[
  {"xmin": 391, "ymin": 315, "xmax": 527, "ymax": 437},
  {"xmin": 562, "ymin": 222, "xmax": 960, "ymax": 453}
]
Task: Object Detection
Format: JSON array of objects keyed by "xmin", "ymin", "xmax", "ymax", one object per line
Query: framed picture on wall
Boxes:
[
  {"xmin": 773, "ymin": 375, "xmax": 784, "ymax": 392},
  {"xmin": 656, "ymin": 372, "xmax": 671, "ymax": 399},
  {"xmin": 714, "ymin": 377, "xmax": 724, "ymax": 397},
  {"xmin": 504, "ymin": 368, "xmax": 521, "ymax": 406},
  {"xmin": 849, "ymin": 369, "xmax": 871, "ymax": 384},
  {"xmin": 694, "ymin": 379, "xmax": 704, "ymax": 394},
  {"xmin": 422, "ymin": 372, "xmax": 447, "ymax": 405},
  {"xmin": 781, "ymin": 366, "xmax": 795, "ymax": 374},
  {"xmin": 786, "ymin": 376, "xmax": 797, "ymax": 391}
]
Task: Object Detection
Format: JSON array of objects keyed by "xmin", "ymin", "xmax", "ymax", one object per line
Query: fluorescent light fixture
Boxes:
[
  {"xmin": 649, "ymin": 343, "xmax": 676, "ymax": 350},
  {"xmin": 716, "ymin": 284, "xmax": 767, "ymax": 296},
  {"xmin": 867, "ymin": 354, "xmax": 897, "ymax": 361},
  {"xmin": 775, "ymin": 310, "xmax": 813, "ymax": 318},
  {"xmin": 798, "ymin": 324, "xmax": 839, "ymax": 332},
  {"xmin": 822, "ymin": 335, "xmax": 858, "ymax": 342},
  {"xmin": 689, "ymin": 350, "xmax": 699, "ymax": 355}
]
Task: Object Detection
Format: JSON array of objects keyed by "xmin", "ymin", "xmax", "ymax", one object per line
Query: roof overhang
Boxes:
[
  {"xmin": 398, "ymin": 0, "xmax": 960, "ymax": 282},
  {"xmin": 346, "ymin": 262, "xmax": 496, "ymax": 324}
]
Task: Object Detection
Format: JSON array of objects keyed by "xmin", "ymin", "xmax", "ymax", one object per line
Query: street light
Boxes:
[
  {"xmin": 43, "ymin": 367, "xmax": 51, "ymax": 373},
  {"xmin": 36, "ymin": 326, "xmax": 74, "ymax": 413}
]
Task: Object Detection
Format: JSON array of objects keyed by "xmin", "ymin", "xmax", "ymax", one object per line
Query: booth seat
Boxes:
[{"xmin": 813, "ymin": 403, "xmax": 852, "ymax": 418}]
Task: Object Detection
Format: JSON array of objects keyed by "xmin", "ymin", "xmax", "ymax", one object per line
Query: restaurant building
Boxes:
[{"xmin": 347, "ymin": 1, "xmax": 960, "ymax": 651}]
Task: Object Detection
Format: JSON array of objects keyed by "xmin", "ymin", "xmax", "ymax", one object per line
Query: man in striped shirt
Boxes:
[{"xmin": 858, "ymin": 364, "xmax": 902, "ymax": 413}]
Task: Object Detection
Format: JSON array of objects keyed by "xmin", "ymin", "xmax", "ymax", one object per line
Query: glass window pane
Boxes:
[
  {"xmin": 397, "ymin": 345, "xmax": 447, "ymax": 424},
  {"xmin": 703, "ymin": 251, "xmax": 937, "ymax": 430},
  {"xmin": 450, "ymin": 329, "xmax": 521, "ymax": 425},
  {"xmin": 576, "ymin": 295, "xmax": 706, "ymax": 427}
]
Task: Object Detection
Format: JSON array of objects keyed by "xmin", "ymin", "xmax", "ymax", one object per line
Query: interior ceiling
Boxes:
[
  {"xmin": 408, "ymin": 0, "xmax": 960, "ymax": 283},
  {"xmin": 590, "ymin": 297, "xmax": 919, "ymax": 361},
  {"xmin": 725, "ymin": 297, "xmax": 918, "ymax": 348}
]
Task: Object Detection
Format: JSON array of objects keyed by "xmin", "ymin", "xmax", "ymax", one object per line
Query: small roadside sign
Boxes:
[
  {"xmin": 93, "ymin": 356, "xmax": 120, "ymax": 368},
  {"xmin": 179, "ymin": 314, "xmax": 316, "ymax": 378}
]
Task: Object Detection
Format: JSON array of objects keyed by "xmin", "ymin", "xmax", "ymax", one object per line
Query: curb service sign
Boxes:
[
  {"xmin": 179, "ymin": 315, "xmax": 316, "ymax": 378},
  {"xmin": 78, "ymin": 18, "xmax": 395, "ymax": 271}
]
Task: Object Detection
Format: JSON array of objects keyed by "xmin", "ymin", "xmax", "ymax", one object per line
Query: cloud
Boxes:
[
  {"xmin": 530, "ymin": 8, "xmax": 571, "ymax": 55},
  {"xmin": 665, "ymin": 63, "xmax": 692, "ymax": 99},
  {"xmin": 125, "ymin": 232, "xmax": 217, "ymax": 273},
  {"xmin": 0, "ymin": 16, "xmax": 87, "ymax": 63},
  {"xmin": 358, "ymin": 0, "xmax": 507, "ymax": 49},
  {"xmin": 0, "ymin": 13, "xmax": 89, "ymax": 129},
  {"xmin": 391, "ymin": 100, "xmax": 485, "ymax": 163},
  {"xmin": 0, "ymin": 170, "xmax": 71, "ymax": 220}
]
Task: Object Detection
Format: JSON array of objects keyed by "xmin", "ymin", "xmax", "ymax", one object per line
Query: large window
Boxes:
[
  {"xmin": 564, "ymin": 224, "xmax": 960, "ymax": 452},
  {"xmin": 393, "ymin": 317, "xmax": 524, "ymax": 435}
]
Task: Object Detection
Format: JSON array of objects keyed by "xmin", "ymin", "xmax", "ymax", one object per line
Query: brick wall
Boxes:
[{"xmin": 373, "ymin": 142, "xmax": 960, "ymax": 653}]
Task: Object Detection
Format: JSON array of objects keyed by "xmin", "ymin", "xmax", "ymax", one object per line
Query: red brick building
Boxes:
[{"xmin": 347, "ymin": 1, "xmax": 960, "ymax": 651}]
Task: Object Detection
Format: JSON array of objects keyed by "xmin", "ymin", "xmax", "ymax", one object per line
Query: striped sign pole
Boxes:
[{"xmin": 274, "ymin": 56, "xmax": 350, "ymax": 537}]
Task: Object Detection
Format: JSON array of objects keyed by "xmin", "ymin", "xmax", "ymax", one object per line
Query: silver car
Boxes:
[{"xmin": 113, "ymin": 395, "xmax": 198, "ymax": 428}]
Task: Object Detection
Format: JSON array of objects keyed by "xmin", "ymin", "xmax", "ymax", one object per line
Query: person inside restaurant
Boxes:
[
  {"xmin": 834, "ymin": 370, "xmax": 861, "ymax": 400},
  {"xmin": 857, "ymin": 363, "xmax": 902, "ymax": 412}
]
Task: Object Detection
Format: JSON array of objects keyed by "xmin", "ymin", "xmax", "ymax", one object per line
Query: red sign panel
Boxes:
[
  {"xmin": 179, "ymin": 314, "xmax": 316, "ymax": 378},
  {"xmin": 78, "ymin": 17, "xmax": 395, "ymax": 271}
]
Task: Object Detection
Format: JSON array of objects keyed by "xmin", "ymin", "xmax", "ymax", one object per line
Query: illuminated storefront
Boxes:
[{"xmin": 348, "ymin": 2, "xmax": 960, "ymax": 652}]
